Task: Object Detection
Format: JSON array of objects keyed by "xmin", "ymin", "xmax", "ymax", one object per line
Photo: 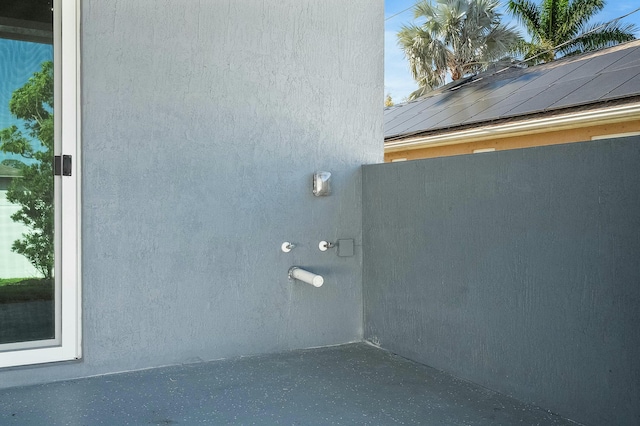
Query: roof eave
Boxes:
[{"xmin": 384, "ymin": 103, "xmax": 640, "ymax": 153}]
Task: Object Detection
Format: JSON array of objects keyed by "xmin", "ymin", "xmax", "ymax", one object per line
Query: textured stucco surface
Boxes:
[
  {"xmin": 362, "ymin": 137, "xmax": 640, "ymax": 426},
  {"xmin": 0, "ymin": 0, "xmax": 382, "ymax": 387}
]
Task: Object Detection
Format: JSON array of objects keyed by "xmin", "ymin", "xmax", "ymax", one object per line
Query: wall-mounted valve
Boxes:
[
  {"xmin": 318, "ymin": 240, "xmax": 335, "ymax": 251},
  {"xmin": 319, "ymin": 239, "xmax": 355, "ymax": 257},
  {"xmin": 281, "ymin": 242, "xmax": 296, "ymax": 253}
]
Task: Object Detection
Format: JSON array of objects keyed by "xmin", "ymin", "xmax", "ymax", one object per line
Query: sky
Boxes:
[
  {"xmin": 384, "ymin": 0, "xmax": 640, "ymax": 103},
  {"xmin": 0, "ymin": 38, "xmax": 52, "ymax": 164}
]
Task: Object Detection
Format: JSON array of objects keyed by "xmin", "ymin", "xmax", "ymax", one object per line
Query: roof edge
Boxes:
[{"xmin": 385, "ymin": 103, "xmax": 640, "ymax": 152}]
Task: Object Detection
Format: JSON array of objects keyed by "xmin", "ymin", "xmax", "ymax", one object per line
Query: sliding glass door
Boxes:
[{"xmin": 0, "ymin": 0, "xmax": 80, "ymax": 367}]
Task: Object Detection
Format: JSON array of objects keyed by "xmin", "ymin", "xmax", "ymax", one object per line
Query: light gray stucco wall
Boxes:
[
  {"xmin": 362, "ymin": 137, "xmax": 640, "ymax": 426},
  {"xmin": 1, "ymin": 0, "xmax": 383, "ymax": 387}
]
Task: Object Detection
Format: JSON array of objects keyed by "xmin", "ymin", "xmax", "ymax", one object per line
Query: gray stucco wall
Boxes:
[
  {"xmin": 363, "ymin": 137, "xmax": 640, "ymax": 426},
  {"xmin": 1, "ymin": 0, "xmax": 382, "ymax": 387}
]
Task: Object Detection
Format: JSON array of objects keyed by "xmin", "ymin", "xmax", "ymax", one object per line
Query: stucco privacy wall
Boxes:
[
  {"xmin": 363, "ymin": 136, "xmax": 640, "ymax": 426},
  {"xmin": 0, "ymin": 1, "xmax": 383, "ymax": 387}
]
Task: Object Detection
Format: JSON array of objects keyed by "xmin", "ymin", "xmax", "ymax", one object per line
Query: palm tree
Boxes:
[
  {"xmin": 398, "ymin": 0, "xmax": 520, "ymax": 99},
  {"xmin": 507, "ymin": 0, "xmax": 637, "ymax": 65}
]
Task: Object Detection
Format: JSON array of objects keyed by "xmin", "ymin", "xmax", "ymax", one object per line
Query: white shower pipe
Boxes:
[{"xmin": 289, "ymin": 267, "xmax": 324, "ymax": 288}]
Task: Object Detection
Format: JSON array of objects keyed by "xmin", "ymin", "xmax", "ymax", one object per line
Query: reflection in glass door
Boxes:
[{"xmin": 0, "ymin": 1, "xmax": 55, "ymax": 347}]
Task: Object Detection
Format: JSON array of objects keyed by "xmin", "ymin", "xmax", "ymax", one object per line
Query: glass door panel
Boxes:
[{"xmin": 0, "ymin": 0, "xmax": 55, "ymax": 348}]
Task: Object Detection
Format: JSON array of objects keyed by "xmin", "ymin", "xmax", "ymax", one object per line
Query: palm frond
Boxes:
[
  {"xmin": 540, "ymin": 0, "xmax": 568, "ymax": 42},
  {"xmin": 558, "ymin": 0, "xmax": 604, "ymax": 41},
  {"xmin": 507, "ymin": 0, "xmax": 542, "ymax": 38},
  {"xmin": 562, "ymin": 21, "xmax": 637, "ymax": 55},
  {"xmin": 414, "ymin": 0, "xmax": 437, "ymax": 20},
  {"xmin": 398, "ymin": 25, "xmax": 434, "ymax": 82},
  {"xmin": 400, "ymin": 0, "xmax": 522, "ymax": 96},
  {"xmin": 507, "ymin": 0, "xmax": 637, "ymax": 64},
  {"xmin": 484, "ymin": 24, "xmax": 522, "ymax": 60}
]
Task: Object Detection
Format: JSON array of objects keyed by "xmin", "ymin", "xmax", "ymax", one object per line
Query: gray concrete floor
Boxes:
[{"xmin": 0, "ymin": 343, "xmax": 577, "ymax": 425}]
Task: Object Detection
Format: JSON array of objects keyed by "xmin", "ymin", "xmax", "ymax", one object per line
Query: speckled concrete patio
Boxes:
[{"xmin": 0, "ymin": 343, "xmax": 576, "ymax": 425}]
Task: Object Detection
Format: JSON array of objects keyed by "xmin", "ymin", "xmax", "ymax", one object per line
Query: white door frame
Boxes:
[{"xmin": 0, "ymin": 0, "xmax": 81, "ymax": 368}]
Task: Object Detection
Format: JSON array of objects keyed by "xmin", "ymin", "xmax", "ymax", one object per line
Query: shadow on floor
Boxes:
[{"xmin": 0, "ymin": 343, "xmax": 577, "ymax": 425}]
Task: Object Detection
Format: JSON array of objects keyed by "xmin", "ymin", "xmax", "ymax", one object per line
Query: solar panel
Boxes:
[
  {"xmin": 613, "ymin": 57, "xmax": 640, "ymax": 71},
  {"xmin": 432, "ymin": 71, "xmax": 536, "ymax": 124},
  {"xmin": 606, "ymin": 46, "xmax": 640, "ymax": 71},
  {"xmin": 505, "ymin": 76, "xmax": 593, "ymax": 116},
  {"xmin": 426, "ymin": 102, "xmax": 480, "ymax": 129},
  {"xmin": 550, "ymin": 67, "xmax": 640, "ymax": 109},
  {"xmin": 385, "ymin": 85, "xmax": 493, "ymax": 136},
  {"xmin": 437, "ymin": 80, "xmax": 490, "ymax": 106},
  {"xmin": 415, "ymin": 94, "xmax": 450, "ymax": 110},
  {"xmin": 517, "ymin": 60, "xmax": 585, "ymax": 90},
  {"xmin": 431, "ymin": 82, "xmax": 529, "ymax": 128},
  {"xmin": 476, "ymin": 69, "xmax": 541, "ymax": 95},
  {"xmin": 457, "ymin": 97, "xmax": 516, "ymax": 124},
  {"xmin": 600, "ymin": 70, "xmax": 640, "ymax": 100},
  {"xmin": 535, "ymin": 47, "xmax": 632, "ymax": 97},
  {"xmin": 435, "ymin": 100, "xmax": 497, "ymax": 128},
  {"xmin": 385, "ymin": 105, "xmax": 450, "ymax": 137},
  {"xmin": 384, "ymin": 100, "xmax": 432, "ymax": 134},
  {"xmin": 385, "ymin": 106, "xmax": 413, "ymax": 126},
  {"xmin": 578, "ymin": 46, "xmax": 636, "ymax": 75},
  {"xmin": 468, "ymin": 87, "xmax": 543, "ymax": 122},
  {"xmin": 394, "ymin": 107, "xmax": 450, "ymax": 135},
  {"xmin": 384, "ymin": 41, "xmax": 640, "ymax": 139}
]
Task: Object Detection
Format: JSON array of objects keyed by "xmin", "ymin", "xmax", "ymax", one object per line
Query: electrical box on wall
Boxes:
[
  {"xmin": 313, "ymin": 171, "xmax": 331, "ymax": 196},
  {"xmin": 337, "ymin": 239, "xmax": 354, "ymax": 257}
]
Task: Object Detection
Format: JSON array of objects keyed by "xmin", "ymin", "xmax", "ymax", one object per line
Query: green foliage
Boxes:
[
  {"xmin": 0, "ymin": 278, "xmax": 53, "ymax": 304},
  {"xmin": 385, "ymin": 93, "xmax": 394, "ymax": 107},
  {"xmin": 508, "ymin": 0, "xmax": 637, "ymax": 64},
  {"xmin": 398, "ymin": 0, "xmax": 521, "ymax": 98},
  {"xmin": 1, "ymin": 159, "xmax": 27, "ymax": 169},
  {"xmin": 0, "ymin": 277, "xmax": 30, "ymax": 286},
  {"xmin": 0, "ymin": 61, "xmax": 54, "ymax": 279}
]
